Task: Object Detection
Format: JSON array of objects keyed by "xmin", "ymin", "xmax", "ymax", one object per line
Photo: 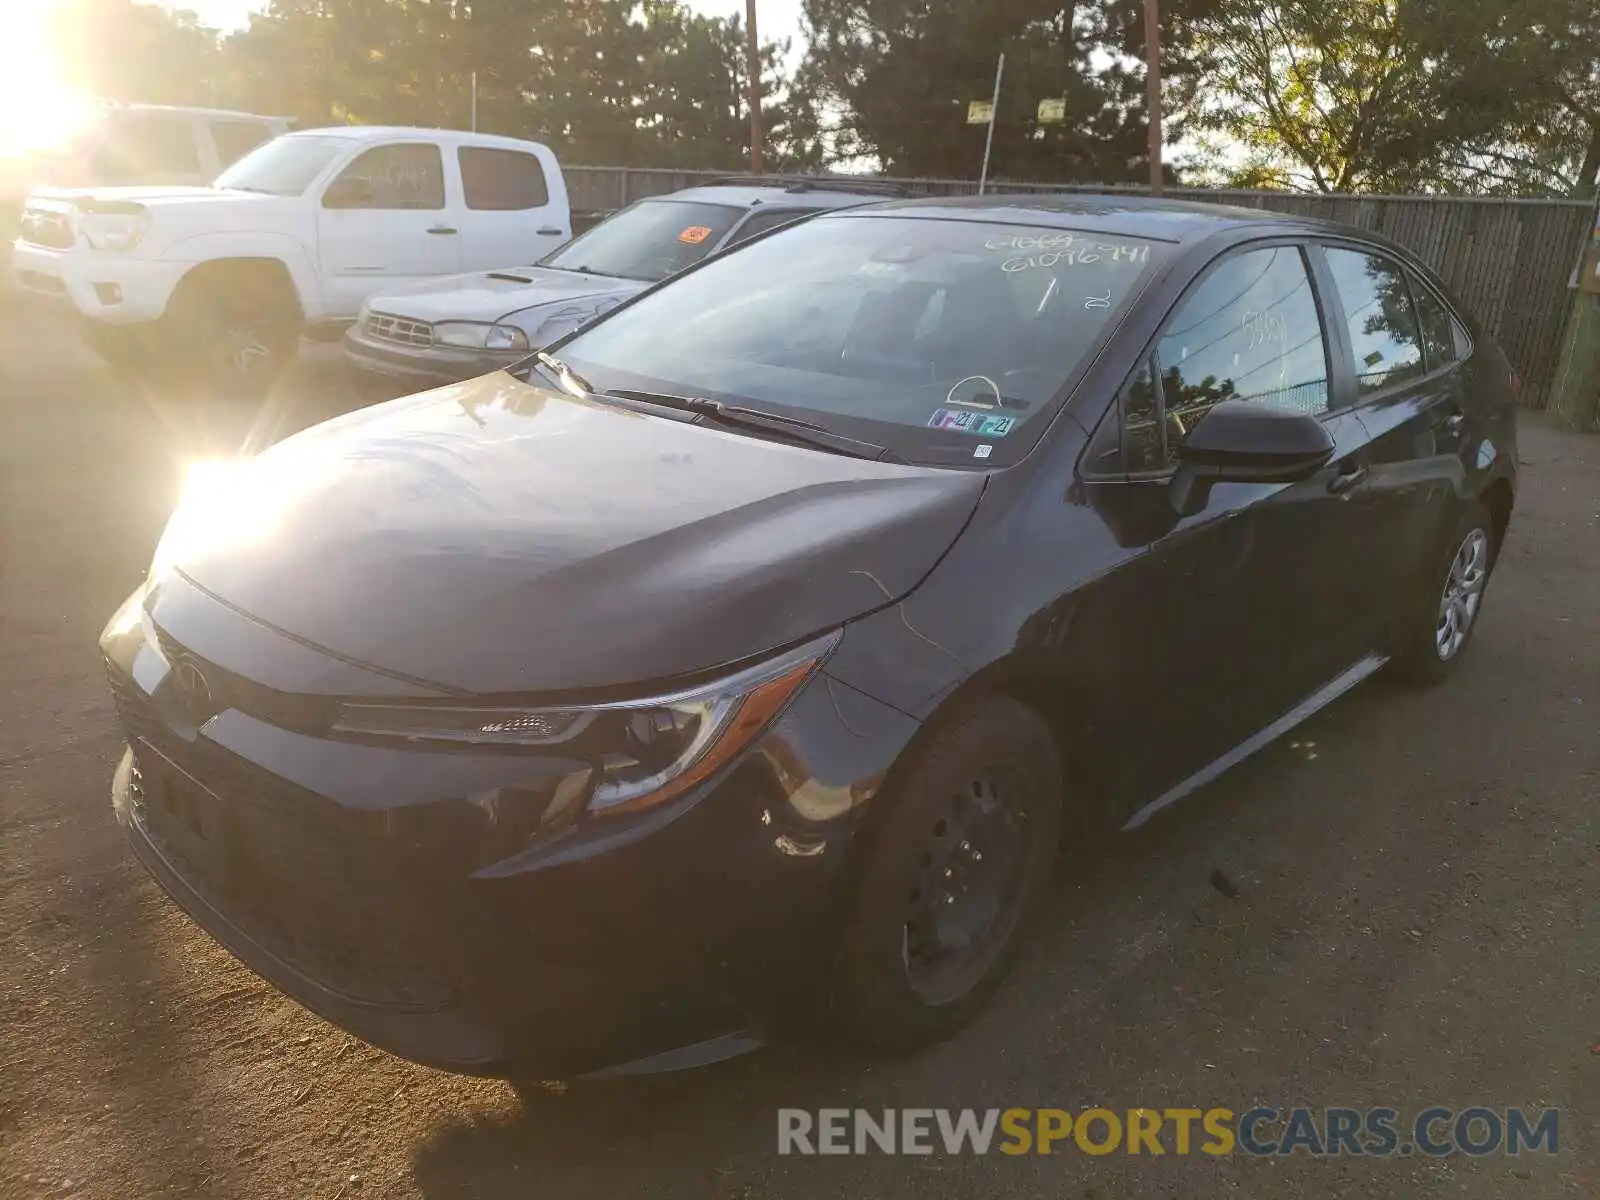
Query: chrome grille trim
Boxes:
[{"xmin": 364, "ymin": 311, "xmax": 434, "ymax": 348}]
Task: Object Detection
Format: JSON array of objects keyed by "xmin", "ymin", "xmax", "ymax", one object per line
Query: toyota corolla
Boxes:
[{"xmin": 100, "ymin": 196, "xmax": 1517, "ymax": 1079}]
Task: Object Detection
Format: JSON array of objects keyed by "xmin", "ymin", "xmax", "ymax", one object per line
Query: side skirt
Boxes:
[{"xmin": 1120, "ymin": 653, "xmax": 1389, "ymax": 832}]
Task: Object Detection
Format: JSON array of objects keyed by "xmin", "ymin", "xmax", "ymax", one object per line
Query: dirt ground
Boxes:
[{"xmin": 1, "ymin": 302, "xmax": 1596, "ymax": 1200}]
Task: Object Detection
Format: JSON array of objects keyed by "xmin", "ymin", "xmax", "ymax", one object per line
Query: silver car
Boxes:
[{"xmin": 343, "ymin": 179, "xmax": 902, "ymax": 385}]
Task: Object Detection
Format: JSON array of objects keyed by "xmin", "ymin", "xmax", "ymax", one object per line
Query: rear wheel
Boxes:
[
  {"xmin": 1392, "ymin": 502, "xmax": 1497, "ymax": 685},
  {"xmin": 831, "ymin": 696, "xmax": 1061, "ymax": 1053}
]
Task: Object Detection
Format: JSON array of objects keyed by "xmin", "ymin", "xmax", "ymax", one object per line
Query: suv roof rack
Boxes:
[{"xmin": 701, "ymin": 175, "xmax": 911, "ymax": 198}]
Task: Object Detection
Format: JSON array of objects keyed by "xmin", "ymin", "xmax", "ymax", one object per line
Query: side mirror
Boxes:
[
  {"xmin": 1170, "ymin": 401, "xmax": 1334, "ymax": 515},
  {"xmin": 322, "ymin": 176, "xmax": 373, "ymax": 209}
]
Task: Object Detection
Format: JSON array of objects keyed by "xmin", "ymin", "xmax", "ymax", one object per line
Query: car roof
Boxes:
[
  {"xmin": 834, "ymin": 193, "xmax": 1350, "ymax": 244},
  {"xmin": 107, "ymin": 103, "xmax": 290, "ymax": 123},
  {"xmin": 284, "ymin": 126, "xmax": 550, "ymax": 151},
  {"xmin": 655, "ymin": 180, "xmax": 903, "ymax": 213}
]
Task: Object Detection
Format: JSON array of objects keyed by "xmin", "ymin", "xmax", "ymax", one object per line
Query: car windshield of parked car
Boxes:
[
  {"xmin": 539, "ymin": 199, "xmax": 745, "ymax": 282},
  {"xmin": 550, "ymin": 215, "xmax": 1168, "ymax": 466},
  {"xmin": 215, "ymin": 135, "xmax": 348, "ymax": 195}
]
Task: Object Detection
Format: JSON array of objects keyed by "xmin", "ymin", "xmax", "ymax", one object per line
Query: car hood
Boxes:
[
  {"xmin": 367, "ymin": 267, "xmax": 646, "ymax": 326},
  {"xmin": 154, "ymin": 373, "xmax": 985, "ymax": 696},
  {"xmin": 32, "ymin": 184, "xmax": 275, "ymax": 207}
]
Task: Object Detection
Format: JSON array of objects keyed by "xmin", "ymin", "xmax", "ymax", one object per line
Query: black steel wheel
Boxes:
[{"xmin": 831, "ymin": 695, "xmax": 1061, "ymax": 1054}]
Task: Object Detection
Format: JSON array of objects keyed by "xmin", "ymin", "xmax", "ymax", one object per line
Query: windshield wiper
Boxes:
[
  {"xmin": 602, "ymin": 388, "xmax": 894, "ymax": 461},
  {"xmin": 533, "ymin": 350, "xmax": 595, "ymax": 397}
]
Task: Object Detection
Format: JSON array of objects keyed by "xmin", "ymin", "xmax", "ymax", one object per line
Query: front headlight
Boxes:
[
  {"xmin": 433, "ymin": 321, "xmax": 530, "ymax": 351},
  {"xmin": 329, "ymin": 631, "xmax": 840, "ymax": 817},
  {"xmin": 80, "ymin": 211, "xmax": 147, "ymax": 252}
]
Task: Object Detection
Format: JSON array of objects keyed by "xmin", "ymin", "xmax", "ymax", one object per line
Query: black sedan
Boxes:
[{"xmin": 100, "ymin": 196, "xmax": 1518, "ymax": 1079}]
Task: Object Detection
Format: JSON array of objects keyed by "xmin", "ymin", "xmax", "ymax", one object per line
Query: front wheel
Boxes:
[
  {"xmin": 1392, "ymin": 502, "xmax": 1497, "ymax": 685},
  {"xmin": 158, "ymin": 268, "xmax": 300, "ymax": 401},
  {"xmin": 830, "ymin": 696, "xmax": 1062, "ymax": 1054}
]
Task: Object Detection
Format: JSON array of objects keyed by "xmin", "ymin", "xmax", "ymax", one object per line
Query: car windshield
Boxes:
[
  {"xmin": 215, "ymin": 135, "xmax": 348, "ymax": 196},
  {"xmin": 539, "ymin": 199, "xmax": 745, "ymax": 282},
  {"xmin": 548, "ymin": 215, "xmax": 1169, "ymax": 466}
]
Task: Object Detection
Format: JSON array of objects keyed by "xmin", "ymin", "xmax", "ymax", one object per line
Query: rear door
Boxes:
[
  {"xmin": 315, "ymin": 141, "xmax": 463, "ymax": 319},
  {"xmin": 455, "ymin": 144, "xmax": 569, "ymax": 270},
  {"xmin": 1313, "ymin": 242, "xmax": 1473, "ymax": 633},
  {"xmin": 1075, "ymin": 241, "xmax": 1382, "ymax": 806}
]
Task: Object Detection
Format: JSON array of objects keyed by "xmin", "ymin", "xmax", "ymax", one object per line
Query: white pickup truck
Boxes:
[{"xmin": 12, "ymin": 125, "xmax": 573, "ymax": 395}]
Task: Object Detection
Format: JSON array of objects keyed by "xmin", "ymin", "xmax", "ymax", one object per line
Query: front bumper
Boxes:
[
  {"xmin": 343, "ymin": 326, "xmax": 524, "ymax": 385},
  {"xmin": 101, "ymin": 584, "xmax": 919, "ymax": 1076},
  {"xmin": 11, "ymin": 239, "xmax": 187, "ymax": 324}
]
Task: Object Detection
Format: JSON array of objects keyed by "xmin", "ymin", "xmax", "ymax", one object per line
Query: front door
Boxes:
[
  {"xmin": 316, "ymin": 141, "xmax": 463, "ymax": 320},
  {"xmin": 1072, "ymin": 242, "xmax": 1382, "ymax": 812}
]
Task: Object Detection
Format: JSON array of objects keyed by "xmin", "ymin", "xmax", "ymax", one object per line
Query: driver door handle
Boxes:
[
  {"xmin": 1328, "ymin": 459, "xmax": 1369, "ymax": 496},
  {"xmin": 537, "ymin": 226, "xmax": 565, "ymax": 236},
  {"xmin": 427, "ymin": 225, "xmax": 458, "ymax": 235}
]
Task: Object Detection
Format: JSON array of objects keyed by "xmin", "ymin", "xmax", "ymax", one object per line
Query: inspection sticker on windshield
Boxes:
[
  {"xmin": 678, "ymin": 226, "xmax": 714, "ymax": 245},
  {"xmin": 928, "ymin": 409, "xmax": 1016, "ymax": 437},
  {"xmin": 974, "ymin": 444, "xmax": 994, "ymax": 459}
]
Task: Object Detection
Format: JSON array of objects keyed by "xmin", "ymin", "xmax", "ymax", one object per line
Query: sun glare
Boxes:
[{"xmin": 0, "ymin": 1, "xmax": 101, "ymax": 159}]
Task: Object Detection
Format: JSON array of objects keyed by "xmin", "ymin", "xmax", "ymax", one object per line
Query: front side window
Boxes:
[
  {"xmin": 540, "ymin": 200, "xmax": 746, "ymax": 282},
  {"xmin": 459, "ymin": 147, "xmax": 549, "ymax": 211},
  {"xmin": 546, "ymin": 216, "xmax": 1169, "ymax": 467},
  {"xmin": 1156, "ymin": 245, "xmax": 1330, "ymax": 444},
  {"xmin": 324, "ymin": 144, "xmax": 445, "ymax": 210},
  {"xmin": 98, "ymin": 112, "xmax": 200, "ymax": 179},
  {"xmin": 1325, "ymin": 247, "xmax": 1425, "ymax": 395},
  {"xmin": 725, "ymin": 209, "xmax": 807, "ymax": 247},
  {"xmin": 216, "ymin": 135, "xmax": 348, "ymax": 196}
]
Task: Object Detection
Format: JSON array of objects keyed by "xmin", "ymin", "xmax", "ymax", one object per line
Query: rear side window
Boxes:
[
  {"xmin": 210, "ymin": 120, "xmax": 274, "ymax": 168},
  {"xmin": 1325, "ymin": 247, "xmax": 1425, "ymax": 395},
  {"xmin": 99, "ymin": 112, "xmax": 201, "ymax": 179},
  {"xmin": 458, "ymin": 147, "xmax": 549, "ymax": 210},
  {"xmin": 326, "ymin": 144, "xmax": 445, "ymax": 210},
  {"xmin": 1409, "ymin": 274, "xmax": 1459, "ymax": 371},
  {"xmin": 1155, "ymin": 244, "xmax": 1330, "ymax": 444}
]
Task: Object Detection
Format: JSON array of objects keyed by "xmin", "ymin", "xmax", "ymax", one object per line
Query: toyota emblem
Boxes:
[{"xmin": 170, "ymin": 656, "xmax": 217, "ymax": 724}]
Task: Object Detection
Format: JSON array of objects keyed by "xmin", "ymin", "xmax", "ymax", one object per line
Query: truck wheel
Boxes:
[
  {"xmin": 161, "ymin": 265, "xmax": 301, "ymax": 401},
  {"xmin": 830, "ymin": 695, "xmax": 1062, "ymax": 1054}
]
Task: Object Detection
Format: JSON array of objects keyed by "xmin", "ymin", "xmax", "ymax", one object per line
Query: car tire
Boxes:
[
  {"xmin": 159, "ymin": 266, "xmax": 300, "ymax": 401},
  {"xmin": 1392, "ymin": 500, "xmax": 1498, "ymax": 686},
  {"xmin": 830, "ymin": 695, "xmax": 1062, "ymax": 1054}
]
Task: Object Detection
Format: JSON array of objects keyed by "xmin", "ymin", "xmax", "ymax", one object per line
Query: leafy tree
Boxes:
[{"xmin": 1180, "ymin": 0, "xmax": 1600, "ymax": 196}]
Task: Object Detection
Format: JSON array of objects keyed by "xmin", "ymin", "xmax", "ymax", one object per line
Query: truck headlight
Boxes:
[
  {"xmin": 329, "ymin": 632, "xmax": 839, "ymax": 816},
  {"xmin": 80, "ymin": 211, "xmax": 147, "ymax": 252},
  {"xmin": 433, "ymin": 321, "xmax": 530, "ymax": 351}
]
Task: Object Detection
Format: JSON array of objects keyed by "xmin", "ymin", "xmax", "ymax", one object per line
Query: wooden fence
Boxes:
[{"xmin": 566, "ymin": 166, "xmax": 1594, "ymax": 410}]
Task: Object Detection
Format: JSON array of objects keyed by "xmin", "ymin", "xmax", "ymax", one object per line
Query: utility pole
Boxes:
[
  {"xmin": 1144, "ymin": 0, "xmax": 1163, "ymax": 195},
  {"xmin": 746, "ymin": 0, "xmax": 763, "ymax": 175},
  {"xmin": 978, "ymin": 53, "xmax": 1005, "ymax": 195}
]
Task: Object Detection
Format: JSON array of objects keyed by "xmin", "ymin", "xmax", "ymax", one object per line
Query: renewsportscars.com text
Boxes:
[{"xmin": 777, "ymin": 1107, "xmax": 1559, "ymax": 1158}]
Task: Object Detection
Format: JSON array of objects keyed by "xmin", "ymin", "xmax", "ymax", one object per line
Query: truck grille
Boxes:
[
  {"xmin": 107, "ymin": 658, "xmax": 456, "ymax": 1012},
  {"xmin": 365, "ymin": 312, "xmax": 434, "ymax": 348},
  {"xmin": 19, "ymin": 207, "xmax": 75, "ymax": 249}
]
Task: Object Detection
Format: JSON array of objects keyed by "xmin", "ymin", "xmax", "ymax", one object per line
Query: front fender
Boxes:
[{"xmin": 161, "ymin": 231, "xmax": 324, "ymax": 321}]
